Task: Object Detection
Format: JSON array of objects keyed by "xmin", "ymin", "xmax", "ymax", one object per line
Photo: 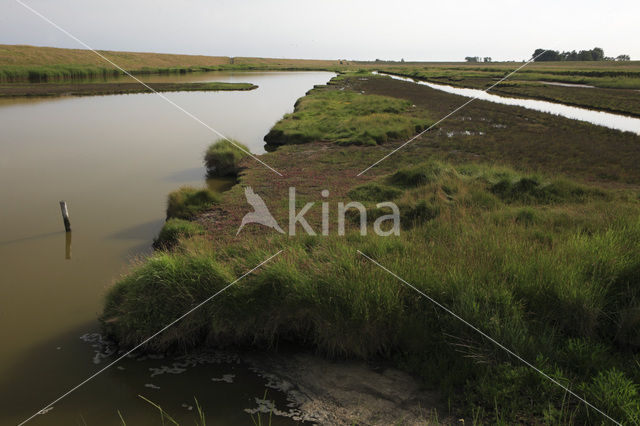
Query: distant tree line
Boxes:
[
  {"xmin": 532, "ymin": 47, "xmax": 631, "ymax": 62},
  {"xmin": 465, "ymin": 56, "xmax": 492, "ymax": 63}
]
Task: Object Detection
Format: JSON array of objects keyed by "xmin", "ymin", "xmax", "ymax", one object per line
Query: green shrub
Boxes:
[
  {"xmin": 154, "ymin": 218, "xmax": 205, "ymax": 249},
  {"xmin": 204, "ymin": 139, "xmax": 250, "ymax": 177},
  {"xmin": 166, "ymin": 186, "xmax": 220, "ymax": 219}
]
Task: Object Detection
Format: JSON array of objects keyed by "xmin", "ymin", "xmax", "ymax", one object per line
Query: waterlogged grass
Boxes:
[
  {"xmin": 104, "ymin": 158, "xmax": 640, "ymax": 424},
  {"xmin": 166, "ymin": 187, "xmax": 220, "ymax": 220},
  {"xmin": 204, "ymin": 139, "xmax": 250, "ymax": 177},
  {"xmin": 265, "ymin": 78, "xmax": 431, "ymax": 146}
]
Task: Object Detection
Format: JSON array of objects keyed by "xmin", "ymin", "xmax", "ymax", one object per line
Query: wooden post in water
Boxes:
[
  {"xmin": 65, "ymin": 231, "xmax": 72, "ymax": 260},
  {"xmin": 59, "ymin": 201, "xmax": 71, "ymax": 232}
]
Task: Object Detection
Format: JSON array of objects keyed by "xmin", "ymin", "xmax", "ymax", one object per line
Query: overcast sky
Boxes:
[{"xmin": 1, "ymin": 0, "xmax": 638, "ymax": 61}]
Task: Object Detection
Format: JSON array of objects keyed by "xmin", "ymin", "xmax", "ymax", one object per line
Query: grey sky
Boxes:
[{"xmin": 1, "ymin": 0, "xmax": 638, "ymax": 61}]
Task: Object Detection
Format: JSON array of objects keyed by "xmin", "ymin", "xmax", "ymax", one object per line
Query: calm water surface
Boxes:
[{"xmin": 0, "ymin": 71, "xmax": 333, "ymax": 425}]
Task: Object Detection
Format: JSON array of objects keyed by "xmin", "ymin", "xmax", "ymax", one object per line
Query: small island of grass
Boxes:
[{"xmin": 0, "ymin": 81, "xmax": 257, "ymax": 98}]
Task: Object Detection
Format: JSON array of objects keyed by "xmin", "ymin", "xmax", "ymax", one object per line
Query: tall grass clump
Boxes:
[
  {"xmin": 204, "ymin": 139, "xmax": 250, "ymax": 177},
  {"xmin": 166, "ymin": 186, "xmax": 219, "ymax": 219}
]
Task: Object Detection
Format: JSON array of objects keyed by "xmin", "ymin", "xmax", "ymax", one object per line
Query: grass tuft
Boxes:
[
  {"xmin": 348, "ymin": 182, "xmax": 403, "ymax": 202},
  {"xmin": 166, "ymin": 187, "xmax": 219, "ymax": 219},
  {"xmin": 154, "ymin": 218, "xmax": 206, "ymax": 249},
  {"xmin": 204, "ymin": 139, "xmax": 250, "ymax": 177}
]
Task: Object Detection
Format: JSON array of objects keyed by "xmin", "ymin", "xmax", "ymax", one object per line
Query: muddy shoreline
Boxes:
[{"xmin": 246, "ymin": 351, "xmax": 453, "ymax": 425}]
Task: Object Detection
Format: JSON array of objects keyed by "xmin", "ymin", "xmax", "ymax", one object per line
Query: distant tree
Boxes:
[
  {"xmin": 617, "ymin": 54, "xmax": 631, "ymax": 61},
  {"xmin": 483, "ymin": 57, "xmax": 492, "ymax": 62},
  {"xmin": 400, "ymin": 58, "xmax": 405, "ymax": 63},
  {"xmin": 592, "ymin": 47, "xmax": 604, "ymax": 61},
  {"xmin": 465, "ymin": 56, "xmax": 480, "ymax": 62},
  {"xmin": 533, "ymin": 49, "xmax": 561, "ymax": 61},
  {"xmin": 578, "ymin": 50, "xmax": 594, "ymax": 61},
  {"xmin": 564, "ymin": 50, "xmax": 578, "ymax": 61},
  {"xmin": 534, "ymin": 47, "xmax": 609, "ymax": 62}
]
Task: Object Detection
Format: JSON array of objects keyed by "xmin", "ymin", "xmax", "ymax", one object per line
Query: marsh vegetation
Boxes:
[{"xmin": 103, "ymin": 72, "xmax": 640, "ymax": 424}]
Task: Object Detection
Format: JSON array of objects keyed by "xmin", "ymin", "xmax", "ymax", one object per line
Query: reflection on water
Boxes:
[
  {"xmin": 379, "ymin": 72, "xmax": 640, "ymax": 135},
  {"xmin": 65, "ymin": 232, "xmax": 72, "ymax": 260},
  {"xmin": 0, "ymin": 71, "xmax": 334, "ymax": 425}
]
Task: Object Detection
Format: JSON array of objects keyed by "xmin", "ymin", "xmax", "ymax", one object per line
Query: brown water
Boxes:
[{"xmin": 0, "ymin": 71, "xmax": 334, "ymax": 425}]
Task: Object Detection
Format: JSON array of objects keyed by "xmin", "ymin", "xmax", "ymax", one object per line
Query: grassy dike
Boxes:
[
  {"xmin": 0, "ymin": 44, "xmax": 348, "ymax": 83},
  {"xmin": 102, "ymin": 73, "xmax": 640, "ymax": 424}
]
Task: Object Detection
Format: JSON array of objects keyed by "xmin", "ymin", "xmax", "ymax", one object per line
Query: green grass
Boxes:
[
  {"xmin": 166, "ymin": 186, "xmax": 220, "ymax": 220},
  {"xmin": 204, "ymin": 139, "xmax": 250, "ymax": 177},
  {"xmin": 154, "ymin": 218, "xmax": 206, "ymax": 249},
  {"xmin": 104, "ymin": 159, "xmax": 640, "ymax": 424},
  {"xmin": 103, "ymin": 73, "xmax": 640, "ymax": 424},
  {"xmin": 347, "ymin": 182, "xmax": 403, "ymax": 202},
  {"xmin": 264, "ymin": 77, "xmax": 431, "ymax": 146}
]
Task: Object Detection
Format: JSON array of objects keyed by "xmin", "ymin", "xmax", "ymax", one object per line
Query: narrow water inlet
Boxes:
[{"xmin": 376, "ymin": 72, "xmax": 640, "ymax": 135}]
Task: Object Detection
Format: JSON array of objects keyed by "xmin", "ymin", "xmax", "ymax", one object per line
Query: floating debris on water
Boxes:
[
  {"xmin": 211, "ymin": 374, "xmax": 235, "ymax": 383},
  {"xmin": 149, "ymin": 352, "xmax": 240, "ymax": 378},
  {"xmin": 79, "ymin": 333, "xmax": 115, "ymax": 364}
]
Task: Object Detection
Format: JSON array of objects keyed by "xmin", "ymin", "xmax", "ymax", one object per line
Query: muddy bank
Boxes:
[
  {"xmin": 0, "ymin": 81, "xmax": 257, "ymax": 98},
  {"xmin": 247, "ymin": 352, "xmax": 454, "ymax": 425}
]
